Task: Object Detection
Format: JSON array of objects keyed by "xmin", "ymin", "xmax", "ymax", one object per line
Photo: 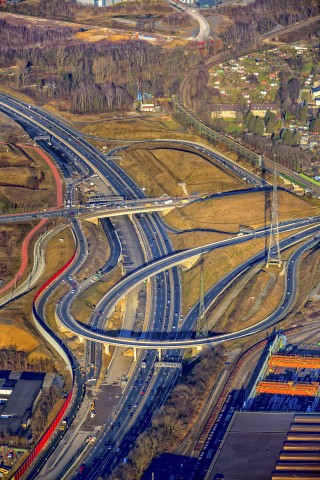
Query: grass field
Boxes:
[
  {"xmin": 0, "ymin": 143, "xmax": 30, "ymax": 166},
  {"xmin": 0, "ymin": 322, "xmax": 39, "ymax": 351},
  {"xmin": 121, "ymin": 146, "xmax": 245, "ymax": 198},
  {"xmin": 167, "ymin": 180, "xmax": 318, "ymax": 317},
  {"xmin": 168, "ymin": 189, "xmax": 320, "ymax": 250},
  {"xmin": 76, "ymin": 220, "xmax": 111, "ymax": 281},
  {"xmin": 71, "ymin": 266, "xmax": 123, "ymax": 326},
  {"xmin": 0, "ymin": 224, "xmax": 75, "ymax": 365},
  {"xmin": 43, "ymin": 226, "xmax": 76, "ymax": 280},
  {"xmin": 212, "ymin": 265, "xmax": 284, "ymax": 333},
  {"xmin": 0, "ymin": 142, "xmax": 57, "ymax": 211},
  {"xmin": 0, "ymin": 222, "xmax": 39, "ymax": 283},
  {"xmin": 0, "ymin": 290, "xmax": 58, "ymax": 366},
  {"xmin": 78, "ymin": 115, "xmax": 194, "ymax": 141}
]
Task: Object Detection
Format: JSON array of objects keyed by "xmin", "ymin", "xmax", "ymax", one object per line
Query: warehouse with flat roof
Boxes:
[
  {"xmin": 0, "ymin": 371, "xmax": 45, "ymax": 435},
  {"xmin": 205, "ymin": 412, "xmax": 295, "ymax": 480},
  {"xmin": 206, "ymin": 412, "xmax": 320, "ymax": 480}
]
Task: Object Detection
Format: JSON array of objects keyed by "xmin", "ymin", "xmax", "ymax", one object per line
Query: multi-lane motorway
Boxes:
[
  {"xmin": 0, "ymin": 93, "xmax": 184, "ymax": 478},
  {"xmin": 1, "ymin": 93, "xmax": 320, "ymax": 480}
]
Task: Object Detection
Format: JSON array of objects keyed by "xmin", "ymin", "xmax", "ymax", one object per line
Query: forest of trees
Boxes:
[
  {"xmin": 0, "ymin": 346, "xmax": 56, "ymax": 372},
  {"xmin": 31, "ymin": 384, "xmax": 63, "ymax": 438},
  {"xmin": 0, "ymin": 16, "xmax": 200, "ymax": 113},
  {"xmin": 218, "ymin": 0, "xmax": 320, "ymax": 45}
]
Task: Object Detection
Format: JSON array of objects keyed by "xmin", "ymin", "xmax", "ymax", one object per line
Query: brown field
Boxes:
[
  {"xmin": 0, "ymin": 166, "xmax": 42, "ymax": 188},
  {"xmin": 43, "ymin": 225, "xmax": 76, "ymax": 280},
  {"xmin": 294, "ymin": 247, "xmax": 320, "ymax": 310},
  {"xmin": 74, "ymin": 28, "xmax": 132, "ymax": 42},
  {"xmin": 0, "ymin": 143, "xmax": 30, "ymax": 166},
  {"xmin": 0, "ymin": 293, "xmax": 54, "ymax": 363},
  {"xmin": 212, "ymin": 266, "xmax": 285, "ymax": 334},
  {"xmin": 169, "ymin": 190, "xmax": 320, "ymax": 251},
  {"xmin": 0, "ymin": 323, "xmax": 39, "ymax": 351},
  {"xmin": 77, "ymin": 115, "xmax": 194, "ymax": 141},
  {"xmin": 0, "ymin": 143, "xmax": 57, "ymax": 211},
  {"xmin": 121, "ymin": 146, "xmax": 245, "ymax": 198},
  {"xmin": 71, "ymin": 265, "xmax": 123, "ymax": 325},
  {"xmin": 182, "ymin": 237, "xmax": 266, "ymax": 315},
  {"xmin": 180, "ymin": 219, "xmax": 318, "ymax": 317},
  {"xmin": 76, "ymin": 220, "xmax": 111, "ymax": 281},
  {"xmin": 0, "ymin": 225, "xmax": 77, "ymax": 375},
  {"xmin": 0, "ymin": 221, "xmax": 37, "ymax": 283}
]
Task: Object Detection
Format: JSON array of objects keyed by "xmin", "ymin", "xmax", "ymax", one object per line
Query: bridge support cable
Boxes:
[{"xmin": 267, "ymin": 164, "xmax": 281, "ymax": 267}]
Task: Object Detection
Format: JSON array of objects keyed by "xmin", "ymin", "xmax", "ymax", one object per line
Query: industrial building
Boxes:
[
  {"xmin": 76, "ymin": 0, "xmax": 123, "ymax": 6},
  {"xmin": 197, "ymin": 0, "xmax": 221, "ymax": 7},
  {"xmin": 270, "ymin": 354, "xmax": 320, "ymax": 370},
  {"xmin": 244, "ymin": 337, "xmax": 320, "ymax": 413},
  {"xmin": 0, "ymin": 371, "xmax": 46, "ymax": 435},
  {"xmin": 205, "ymin": 412, "xmax": 320, "ymax": 480},
  {"xmin": 200, "ymin": 337, "xmax": 320, "ymax": 479}
]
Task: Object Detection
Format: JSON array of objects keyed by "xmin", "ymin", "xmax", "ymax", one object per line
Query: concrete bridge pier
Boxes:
[
  {"xmin": 158, "ymin": 348, "xmax": 162, "ymax": 361},
  {"xmin": 133, "ymin": 347, "xmax": 137, "ymax": 362},
  {"xmin": 192, "ymin": 345, "xmax": 202, "ymax": 356},
  {"xmin": 104, "ymin": 344, "xmax": 110, "ymax": 355}
]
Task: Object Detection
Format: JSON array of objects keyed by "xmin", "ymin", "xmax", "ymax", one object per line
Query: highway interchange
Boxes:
[{"xmin": 1, "ymin": 93, "xmax": 320, "ymax": 479}]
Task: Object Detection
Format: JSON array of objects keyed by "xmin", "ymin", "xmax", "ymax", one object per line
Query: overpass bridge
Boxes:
[
  {"xmin": 80, "ymin": 194, "xmax": 204, "ymax": 223},
  {"xmin": 0, "ymin": 194, "xmax": 203, "ymax": 224}
]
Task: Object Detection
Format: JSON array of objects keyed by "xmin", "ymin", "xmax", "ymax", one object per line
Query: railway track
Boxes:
[{"xmin": 192, "ymin": 322, "xmax": 320, "ymax": 468}]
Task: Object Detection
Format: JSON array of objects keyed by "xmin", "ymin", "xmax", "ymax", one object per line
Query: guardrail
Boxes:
[
  {"xmin": 13, "ymin": 391, "xmax": 72, "ymax": 480},
  {"xmin": 33, "ymin": 250, "xmax": 76, "ymax": 303},
  {"xmin": 12, "ymin": 248, "xmax": 78, "ymax": 480}
]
